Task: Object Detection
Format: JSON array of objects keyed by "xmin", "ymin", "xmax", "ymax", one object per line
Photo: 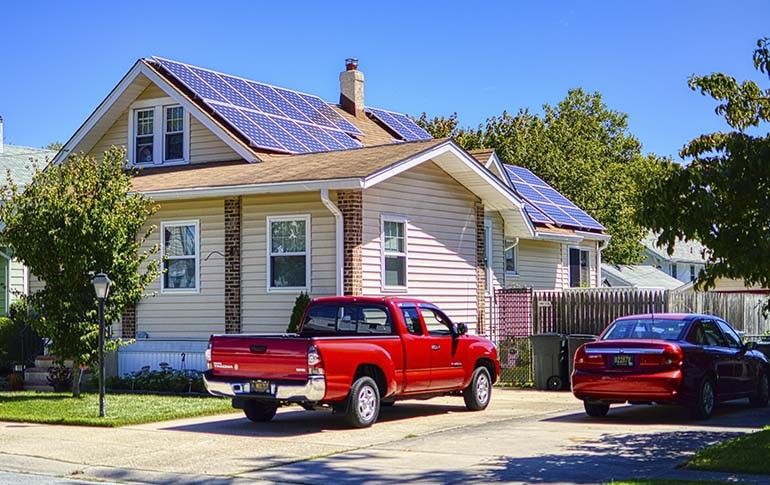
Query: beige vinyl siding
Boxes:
[
  {"xmin": 88, "ymin": 83, "xmax": 240, "ymax": 164},
  {"xmin": 484, "ymin": 212, "xmax": 505, "ymax": 332},
  {"xmin": 515, "ymin": 239, "xmax": 566, "ymax": 290},
  {"xmin": 241, "ymin": 192, "xmax": 336, "ymax": 333},
  {"xmin": 136, "ymin": 199, "xmax": 225, "ymax": 339},
  {"xmin": 362, "ymin": 161, "xmax": 480, "ymax": 331}
]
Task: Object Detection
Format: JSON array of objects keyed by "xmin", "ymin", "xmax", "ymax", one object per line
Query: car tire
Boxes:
[
  {"xmin": 691, "ymin": 377, "xmax": 716, "ymax": 420},
  {"xmin": 243, "ymin": 400, "xmax": 278, "ymax": 423},
  {"xmin": 345, "ymin": 376, "xmax": 380, "ymax": 428},
  {"xmin": 584, "ymin": 401, "xmax": 610, "ymax": 417},
  {"xmin": 463, "ymin": 366, "xmax": 492, "ymax": 411},
  {"xmin": 750, "ymin": 370, "xmax": 770, "ymax": 407}
]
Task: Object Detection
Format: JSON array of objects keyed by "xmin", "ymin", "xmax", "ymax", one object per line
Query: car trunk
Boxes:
[
  {"xmin": 576, "ymin": 339, "xmax": 683, "ymax": 374},
  {"xmin": 210, "ymin": 335, "xmax": 311, "ymax": 380}
]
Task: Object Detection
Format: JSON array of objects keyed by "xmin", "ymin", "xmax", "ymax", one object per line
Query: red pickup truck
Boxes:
[{"xmin": 203, "ymin": 296, "xmax": 500, "ymax": 427}]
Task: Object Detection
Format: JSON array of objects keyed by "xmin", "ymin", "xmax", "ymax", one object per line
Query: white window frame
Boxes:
[
  {"xmin": 484, "ymin": 218, "xmax": 493, "ymax": 296},
  {"xmin": 504, "ymin": 239, "xmax": 519, "ymax": 282},
  {"xmin": 266, "ymin": 214, "xmax": 311, "ymax": 293},
  {"xmin": 128, "ymin": 97, "xmax": 190, "ymax": 166},
  {"xmin": 160, "ymin": 220, "xmax": 200, "ymax": 294},
  {"xmin": 568, "ymin": 245, "xmax": 593, "ymax": 288},
  {"xmin": 381, "ymin": 214, "xmax": 408, "ymax": 292}
]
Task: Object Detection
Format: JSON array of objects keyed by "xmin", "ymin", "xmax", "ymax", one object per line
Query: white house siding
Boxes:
[
  {"xmin": 515, "ymin": 239, "xmax": 565, "ymax": 290},
  {"xmin": 361, "ymin": 161, "xmax": 480, "ymax": 332},
  {"xmin": 484, "ymin": 212, "xmax": 505, "ymax": 334},
  {"xmin": 135, "ymin": 198, "xmax": 225, "ymax": 340},
  {"xmin": 241, "ymin": 192, "xmax": 336, "ymax": 333}
]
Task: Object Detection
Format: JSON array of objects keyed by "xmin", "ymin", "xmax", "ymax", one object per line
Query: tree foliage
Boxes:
[
  {"xmin": 639, "ymin": 38, "xmax": 770, "ymax": 293},
  {"xmin": 0, "ymin": 147, "xmax": 160, "ymax": 394},
  {"xmin": 418, "ymin": 90, "xmax": 666, "ymax": 263},
  {"xmin": 44, "ymin": 141, "xmax": 63, "ymax": 151}
]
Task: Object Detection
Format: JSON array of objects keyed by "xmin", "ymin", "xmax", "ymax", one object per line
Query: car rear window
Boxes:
[
  {"xmin": 602, "ymin": 318, "xmax": 688, "ymax": 341},
  {"xmin": 301, "ymin": 304, "xmax": 392, "ymax": 336}
]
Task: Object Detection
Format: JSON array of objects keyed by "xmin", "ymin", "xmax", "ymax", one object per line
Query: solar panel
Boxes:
[
  {"xmin": 504, "ymin": 165, "xmax": 605, "ymax": 231},
  {"xmin": 365, "ymin": 107, "xmax": 432, "ymax": 142},
  {"xmin": 152, "ymin": 57, "xmax": 364, "ymax": 154}
]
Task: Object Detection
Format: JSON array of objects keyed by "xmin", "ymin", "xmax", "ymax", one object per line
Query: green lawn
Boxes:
[
  {"xmin": 609, "ymin": 481, "xmax": 723, "ymax": 485},
  {"xmin": 685, "ymin": 426, "xmax": 770, "ymax": 475},
  {"xmin": 0, "ymin": 391, "xmax": 236, "ymax": 427}
]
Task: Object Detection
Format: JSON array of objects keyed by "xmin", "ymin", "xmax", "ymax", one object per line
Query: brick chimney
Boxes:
[{"xmin": 339, "ymin": 58, "xmax": 364, "ymax": 117}]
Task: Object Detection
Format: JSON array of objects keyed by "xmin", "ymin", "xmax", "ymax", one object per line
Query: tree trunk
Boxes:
[{"xmin": 72, "ymin": 361, "xmax": 81, "ymax": 398}]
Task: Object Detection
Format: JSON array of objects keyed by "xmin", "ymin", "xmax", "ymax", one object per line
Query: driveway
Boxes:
[{"xmin": 0, "ymin": 389, "xmax": 769, "ymax": 484}]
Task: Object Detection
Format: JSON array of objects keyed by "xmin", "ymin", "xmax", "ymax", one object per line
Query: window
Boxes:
[
  {"xmin": 604, "ymin": 318, "xmax": 688, "ymax": 341},
  {"xmin": 701, "ymin": 320, "xmax": 729, "ymax": 347},
  {"xmin": 268, "ymin": 215, "xmax": 309, "ymax": 290},
  {"xmin": 161, "ymin": 220, "xmax": 199, "ymax": 292},
  {"xmin": 690, "ymin": 265, "xmax": 697, "ymax": 282},
  {"xmin": 569, "ymin": 247, "xmax": 590, "ymax": 288},
  {"xmin": 419, "ymin": 307, "xmax": 453, "ymax": 336},
  {"xmin": 671, "ymin": 264, "xmax": 678, "ymax": 280},
  {"xmin": 301, "ymin": 304, "xmax": 392, "ymax": 336},
  {"xmin": 382, "ymin": 216, "xmax": 407, "ymax": 289},
  {"xmin": 717, "ymin": 320, "xmax": 742, "ymax": 348},
  {"xmin": 505, "ymin": 239, "xmax": 518, "ymax": 276},
  {"xmin": 400, "ymin": 305, "xmax": 422, "ymax": 335},
  {"xmin": 129, "ymin": 98, "xmax": 188, "ymax": 165}
]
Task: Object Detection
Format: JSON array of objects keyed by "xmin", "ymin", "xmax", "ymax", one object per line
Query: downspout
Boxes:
[
  {"xmin": 321, "ymin": 189, "xmax": 344, "ymax": 296},
  {"xmin": 597, "ymin": 239, "xmax": 609, "ymax": 287}
]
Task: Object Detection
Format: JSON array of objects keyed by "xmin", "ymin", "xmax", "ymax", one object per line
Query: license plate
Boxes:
[
  {"xmin": 612, "ymin": 354, "xmax": 634, "ymax": 367},
  {"xmin": 250, "ymin": 380, "xmax": 270, "ymax": 393}
]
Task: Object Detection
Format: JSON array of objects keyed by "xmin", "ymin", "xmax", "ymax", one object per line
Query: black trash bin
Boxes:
[
  {"xmin": 531, "ymin": 333, "xmax": 566, "ymax": 390},
  {"xmin": 755, "ymin": 338, "xmax": 770, "ymax": 362},
  {"xmin": 566, "ymin": 334, "xmax": 597, "ymax": 379}
]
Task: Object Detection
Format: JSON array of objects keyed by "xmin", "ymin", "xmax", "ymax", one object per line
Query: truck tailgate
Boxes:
[{"xmin": 210, "ymin": 335, "xmax": 310, "ymax": 380}]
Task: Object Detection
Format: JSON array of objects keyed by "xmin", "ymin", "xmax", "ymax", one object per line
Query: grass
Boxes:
[
  {"xmin": 685, "ymin": 426, "xmax": 770, "ymax": 475},
  {"xmin": 0, "ymin": 391, "xmax": 236, "ymax": 427},
  {"xmin": 608, "ymin": 481, "xmax": 723, "ymax": 485}
]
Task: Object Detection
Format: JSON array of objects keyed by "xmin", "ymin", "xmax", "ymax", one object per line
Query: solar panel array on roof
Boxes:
[
  {"xmin": 504, "ymin": 165, "xmax": 605, "ymax": 231},
  {"xmin": 365, "ymin": 107, "xmax": 433, "ymax": 142},
  {"xmin": 152, "ymin": 57, "xmax": 364, "ymax": 154}
]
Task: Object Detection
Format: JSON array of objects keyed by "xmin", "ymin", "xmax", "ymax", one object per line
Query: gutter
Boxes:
[
  {"xmin": 140, "ymin": 178, "xmax": 363, "ymax": 201},
  {"xmin": 534, "ymin": 231, "xmax": 584, "ymax": 244},
  {"xmin": 320, "ymin": 189, "xmax": 344, "ymax": 296}
]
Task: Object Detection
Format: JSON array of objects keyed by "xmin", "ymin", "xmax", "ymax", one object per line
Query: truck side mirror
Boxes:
[{"xmin": 453, "ymin": 322, "xmax": 468, "ymax": 336}]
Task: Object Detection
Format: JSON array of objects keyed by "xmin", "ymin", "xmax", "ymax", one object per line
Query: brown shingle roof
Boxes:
[
  {"xmin": 132, "ymin": 138, "xmax": 450, "ymax": 193},
  {"xmin": 469, "ymin": 149, "xmax": 495, "ymax": 166}
]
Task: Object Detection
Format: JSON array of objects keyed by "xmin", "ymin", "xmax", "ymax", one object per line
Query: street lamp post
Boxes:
[{"xmin": 91, "ymin": 272, "xmax": 111, "ymax": 418}]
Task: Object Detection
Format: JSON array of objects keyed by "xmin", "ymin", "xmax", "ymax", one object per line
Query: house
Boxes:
[
  {"xmin": 46, "ymin": 57, "xmax": 608, "ymax": 373},
  {"xmin": 601, "ymin": 263, "xmax": 684, "ymax": 290},
  {"xmin": 0, "ymin": 117, "xmax": 56, "ymax": 316},
  {"xmin": 642, "ymin": 232, "xmax": 706, "ymax": 284}
]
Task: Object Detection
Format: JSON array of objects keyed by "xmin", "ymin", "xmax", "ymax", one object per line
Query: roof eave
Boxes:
[{"xmin": 138, "ymin": 177, "xmax": 364, "ymax": 201}]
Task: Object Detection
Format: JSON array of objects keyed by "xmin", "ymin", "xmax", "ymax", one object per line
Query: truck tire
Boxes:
[
  {"xmin": 243, "ymin": 400, "xmax": 278, "ymax": 423},
  {"xmin": 345, "ymin": 376, "xmax": 380, "ymax": 428},
  {"xmin": 463, "ymin": 366, "xmax": 492, "ymax": 411}
]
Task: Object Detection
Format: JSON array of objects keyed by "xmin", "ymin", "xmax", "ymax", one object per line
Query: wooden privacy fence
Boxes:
[{"xmin": 668, "ymin": 291, "xmax": 770, "ymax": 338}]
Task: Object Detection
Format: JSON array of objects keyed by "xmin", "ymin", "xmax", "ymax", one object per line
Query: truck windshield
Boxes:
[
  {"xmin": 603, "ymin": 318, "xmax": 687, "ymax": 341},
  {"xmin": 302, "ymin": 304, "xmax": 393, "ymax": 336}
]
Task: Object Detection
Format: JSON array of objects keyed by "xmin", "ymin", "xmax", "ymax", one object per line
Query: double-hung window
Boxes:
[
  {"xmin": 129, "ymin": 98, "xmax": 189, "ymax": 165},
  {"xmin": 382, "ymin": 216, "xmax": 407, "ymax": 289},
  {"xmin": 268, "ymin": 215, "xmax": 310, "ymax": 290},
  {"xmin": 161, "ymin": 220, "xmax": 199, "ymax": 292},
  {"xmin": 569, "ymin": 247, "xmax": 590, "ymax": 288}
]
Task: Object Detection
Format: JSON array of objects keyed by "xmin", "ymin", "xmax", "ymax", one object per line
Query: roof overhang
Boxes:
[{"xmin": 142, "ymin": 177, "xmax": 363, "ymax": 201}]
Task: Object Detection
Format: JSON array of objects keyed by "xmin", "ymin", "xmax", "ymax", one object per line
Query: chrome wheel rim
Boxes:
[
  {"xmin": 476, "ymin": 372, "xmax": 490, "ymax": 404},
  {"xmin": 358, "ymin": 386, "xmax": 377, "ymax": 422},
  {"xmin": 703, "ymin": 381, "xmax": 714, "ymax": 414}
]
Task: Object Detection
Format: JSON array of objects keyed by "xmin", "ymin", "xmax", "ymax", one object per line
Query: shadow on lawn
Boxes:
[{"xmin": 0, "ymin": 392, "xmax": 74, "ymax": 403}]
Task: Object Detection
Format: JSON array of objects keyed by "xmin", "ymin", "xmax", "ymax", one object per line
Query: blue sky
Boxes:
[{"xmin": 1, "ymin": 1, "xmax": 767, "ymax": 161}]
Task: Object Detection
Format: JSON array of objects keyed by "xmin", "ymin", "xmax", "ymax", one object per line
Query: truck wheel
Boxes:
[
  {"xmin": 345, "ymin": 376, "xmax": 380, "ymax": 428},
  {"xmin": 243, "ymin": 400, "xmax": 278, "ymax": 423},
  {"xmin": 584, "ymin": 400, "xmax": 610, "ymax": 417},
  {"xmin": 463, "ymin": 366, "xmax": 491, "ymax": 411},
  {"xmin": 750, "ymin": 370, "xmax": 769, "ymax": 407},
  {"xmin": 690, "ymin": 377, "xmax": 716, "ymax": 420}
]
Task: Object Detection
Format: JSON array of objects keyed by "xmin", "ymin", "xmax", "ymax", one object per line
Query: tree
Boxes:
[
  {"xmin": 0, "ymin": 146, "xmax": 160, "ymax": 396},
  {"xmin": 44, "ymin": 141, "xmax": 63, "ymax": 151},
  {"xmin": 639, "ymin": 38, "xmax": 770, "ymax": 293},
  {"xmin": 418, "ymin": 90, "xmax": 667, "ymax": 263}
]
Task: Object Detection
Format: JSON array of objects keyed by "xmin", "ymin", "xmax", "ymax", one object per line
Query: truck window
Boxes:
[
  {"xmin": 302, "ymin": 304, "xmax": 393, "ymax": 336},
  {"xmin": 420, "ymin": 307, "xmax": 452, "ymax": 336},
  {"xmin": 401, "ymin": 306, "xmax": 422, "ymax": 335}
]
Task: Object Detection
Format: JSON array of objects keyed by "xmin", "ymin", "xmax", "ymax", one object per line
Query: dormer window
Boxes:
[{"xmin": 128, "ymin": 97, "xmax": 189, "ymax": 166}]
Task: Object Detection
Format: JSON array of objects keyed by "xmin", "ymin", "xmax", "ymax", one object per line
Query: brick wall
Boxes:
[
  {"xmin": 338, "ymin": 190, "xmax": 363, "ymax": 296},
  {"xmin": 224, "ymin": 197, "xmax": 242, "ymax": 333},
  {"xmin": 121, "ymin": 305, "xmax": 136, "ymax": 339},
  {"xmin": 475, "ymin": 202, "xmax": 486, "ymax": 334}
]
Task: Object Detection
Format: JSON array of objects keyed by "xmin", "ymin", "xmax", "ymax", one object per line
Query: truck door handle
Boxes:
[{"xmin": 432, "ymin": 344, "xmax": 441, "ymax": 351}]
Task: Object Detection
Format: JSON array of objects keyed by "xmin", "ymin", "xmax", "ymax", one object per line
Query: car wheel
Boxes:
[
  {"xmin": 463, "ymin": 366, "xmax": 492, "ymax": 411},
  {"xmin": 243, "ymin": 400, "xmax": 278, "ymax": 423},
  {"xmin": 345, "ymin": 376, "xmax": 380, "ymax": 428},
  {"xmin": 750, "ymin": 370, "xmax": 770, "ymax": 407},
  {"xmin": 584, "ymin": 400, "xmax": 610, "ymax": 417},
  {"xmin": 691, "ymin": 377, "xmax": 716, "ymax": 420}
]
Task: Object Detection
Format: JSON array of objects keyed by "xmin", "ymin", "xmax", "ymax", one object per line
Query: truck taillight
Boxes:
[
  {"xmin": 205, "ymin": 341, "xmax": 212, "ymax": 370},
  {"xmin": 308, "ymin": 344, "xmax": 324, "ymax": 375},
  {"xmin": 574, "ymin": 346, "xmax": 604, "ymax": 370}
]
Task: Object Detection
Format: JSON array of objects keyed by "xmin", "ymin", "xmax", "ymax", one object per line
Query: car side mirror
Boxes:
[
  {"xmin": 744, "ymin": 341, "xmax": 757, "ymax": 352},
  {"xmin": 453, "ymin": 322, "xmax": 468, "ymax": 337}
]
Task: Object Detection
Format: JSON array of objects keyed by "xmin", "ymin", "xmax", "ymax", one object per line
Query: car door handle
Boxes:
[{"xmin": 432, "ymin": 344, "xmax": 441, "ymax": 351}]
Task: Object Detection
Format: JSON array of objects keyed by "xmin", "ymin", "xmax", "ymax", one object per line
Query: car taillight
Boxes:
[
  {"xmin": 205, "ymin": 341, "xmax": 212, "ymax": 370},
  {"xmin": 574, "ymin": 346, "xmax": 603, "ymax": 370},
  {"xmin": 308, "ymin": 344, "xmax": 324, "ymax": 375},
  {"xmin": 661, "ymin": 344, "xmax": 683, "ymax": 368}
]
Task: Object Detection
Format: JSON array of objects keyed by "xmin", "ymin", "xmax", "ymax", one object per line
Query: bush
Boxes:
[
  {"xmin": 105, "ymin": 365, "xmax": 205, "ymax": 394},
  {"xmin": 287, "ymin": 291, "xmax": 310, "ymax": 333},
  {"xmin": 0, "ymin": 300, "xmax": 44, "ymax": 374}
]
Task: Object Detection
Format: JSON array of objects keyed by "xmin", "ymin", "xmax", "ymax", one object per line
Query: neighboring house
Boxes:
[
  {"xmin": 601, "ymin": 263, "xmax": 684, "ymax": 290},
  {"xmin": 676, "ymin": 278, "xmax": 769, "ymax": 294},
  {"xmin": 642, "ymin": 232, "xmax": 706, "ymax": 284},
  {"xmin": 0, "ymin": 117, "xmax": 56, "ymax": 315},
  {"xmin": 45, "ymin": 57, "xmax": 608, "ymax": 373}
]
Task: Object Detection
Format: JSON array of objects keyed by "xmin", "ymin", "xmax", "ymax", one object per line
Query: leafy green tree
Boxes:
[
  {"xmin": 287, "ymin": 292, "xmax": 310, "ymax": 333},
  {"xmin": 0, "ymin": 147, "xmax": 160, "ymax": 396},
  {"xmin": 419, "ymin": 90, "xmax": 666, "ymax": 263},
  {"xmin": 639, "ymin": 38, "xmax": 770, "ymax": 293},
  {"xmin": 44, "ymin": 141, "xmax": 63, "ymax": 151}
]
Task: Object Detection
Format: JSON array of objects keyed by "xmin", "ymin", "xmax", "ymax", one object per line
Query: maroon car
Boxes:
[{"xmin": 572, "ymin": 313, "xmax": 770, "ymax": 419}]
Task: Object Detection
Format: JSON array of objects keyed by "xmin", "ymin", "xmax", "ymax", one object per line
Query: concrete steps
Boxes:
[{"xmin": 23, "ymin": 356, "xmax": 81, "ymax": 392}]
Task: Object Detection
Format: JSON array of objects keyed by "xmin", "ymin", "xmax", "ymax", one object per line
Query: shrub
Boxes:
[
  {"xmin": 287, "ymin": 291, "xmax": 310, "ymax": 333},
  {"xmin": 0, "ymin": 299, "xmax": 43, "ymax": 374},
  {"xmin": 6, "ymin": 372, "xmax": 23, "ymax": 391},
  {"xmin": 105, "ymin": 366, "xmax": 205, "ymax": 394}
]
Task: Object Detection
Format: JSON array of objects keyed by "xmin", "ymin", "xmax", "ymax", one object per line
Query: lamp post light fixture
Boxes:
[{"xmin": 91, "ymin": 272, "xmax": 111, "ymax": 418}]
